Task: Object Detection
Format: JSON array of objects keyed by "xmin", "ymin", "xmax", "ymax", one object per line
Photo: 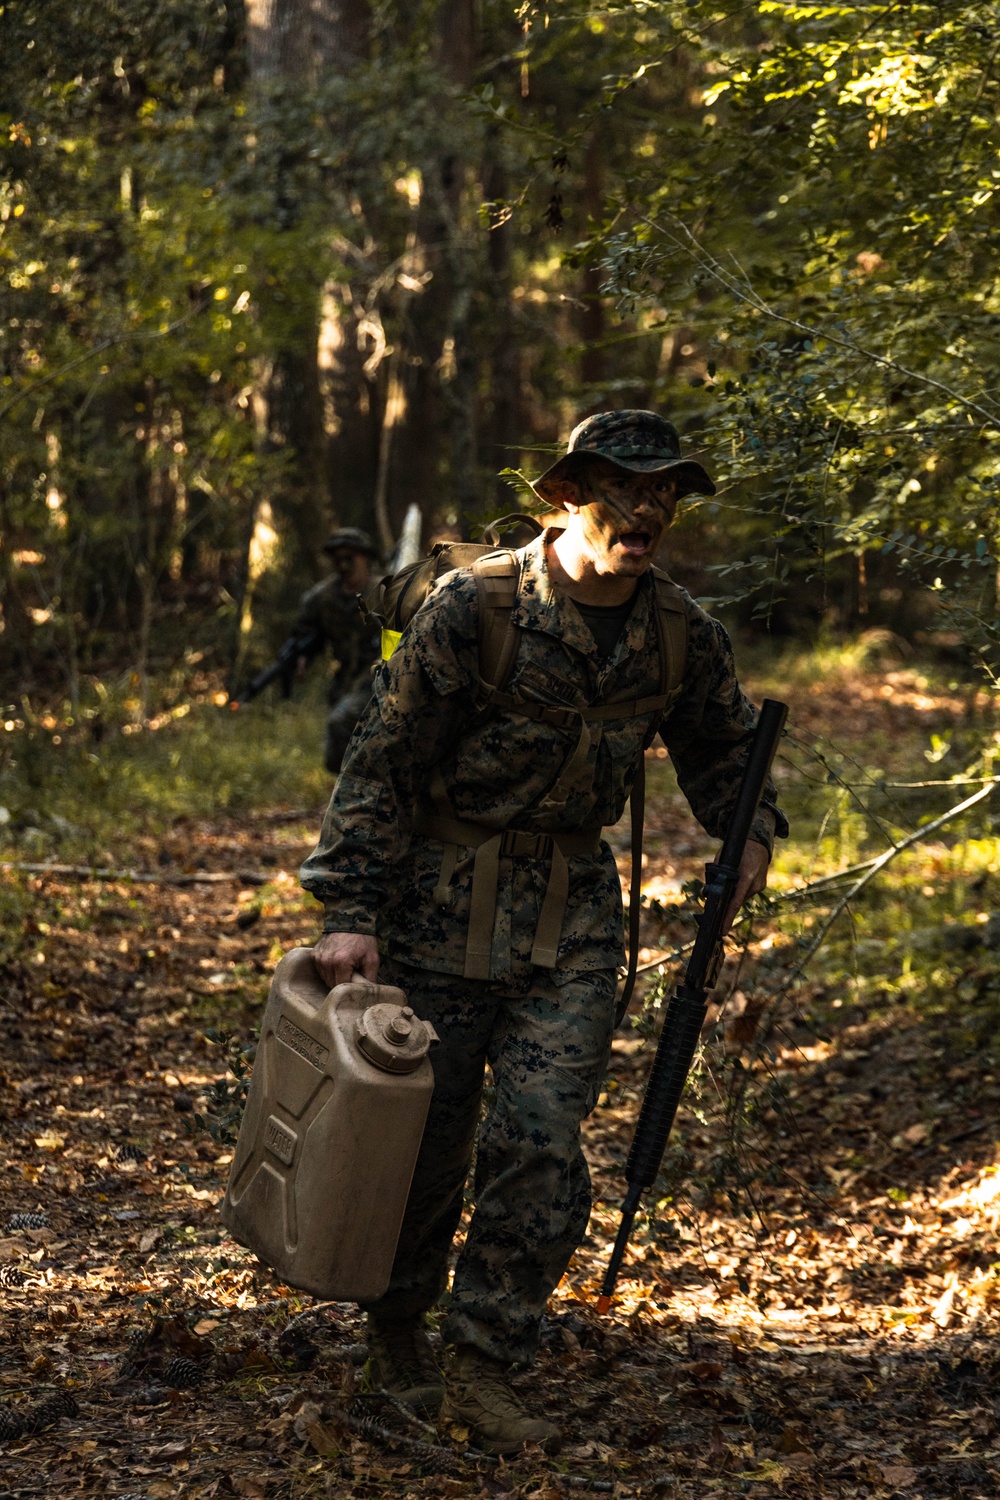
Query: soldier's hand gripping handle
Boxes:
[{"xmin": 314, "ymin": 933, "xmax": 380, "ymax": 988}]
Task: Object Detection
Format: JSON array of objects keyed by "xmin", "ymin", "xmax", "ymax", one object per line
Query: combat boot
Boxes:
[
  {"xmin": 442, "ymin": 1344, "xmax": 561, "ymax": 1455},
  {"xmin": 365, "ymin": 1312, "xmax": 444, "ymax": 1415}
]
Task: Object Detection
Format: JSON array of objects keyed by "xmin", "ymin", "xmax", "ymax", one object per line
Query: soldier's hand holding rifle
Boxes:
[{"xmin": 725, "ymin": 839, "xmax": 771, "ymax": 933}]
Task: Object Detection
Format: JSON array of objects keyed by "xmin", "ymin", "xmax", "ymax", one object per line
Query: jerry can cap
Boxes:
[{"xmin": 355, "ymin": 1002, "xmax": 438, "ymax": 1073}]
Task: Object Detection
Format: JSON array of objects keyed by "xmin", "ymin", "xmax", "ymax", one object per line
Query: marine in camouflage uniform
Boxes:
[
  {"xmin": 294, "ymin": 527, "xmax": 381, "ymax": 773},
  {"xmin": 301, "ymin": 411, "xmax": 787, "ymax": 1448}
]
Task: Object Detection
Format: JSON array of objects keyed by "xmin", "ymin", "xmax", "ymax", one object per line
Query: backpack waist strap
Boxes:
[{"xmin": 412, "ymin": 808, "xmax": 602, "ymax": 979}]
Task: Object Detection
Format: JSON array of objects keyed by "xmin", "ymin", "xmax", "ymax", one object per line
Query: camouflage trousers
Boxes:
[
  {"xmin": 362, "ymin": 957, "xmax": 617, "ymax": 1366},
  {"xmin": 323, "ymin": 679, "xmax": 374, "ymax": 774}
]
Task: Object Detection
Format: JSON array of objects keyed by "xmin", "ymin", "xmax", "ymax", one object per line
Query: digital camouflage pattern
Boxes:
[
  {"xmin": 294, "ymin": 576, "xmax": 380, "ymax": 772},
  {"xmin": 301, "ymin": 527, "xmax": 787, "ymax": 1364},
  {"xmin": 533, "ymin": 408, "xmax": 716, "ymax": 501},
  {"xmin": 361, "ymin": 957, "xmax": 618, "ymax": 1367},
  {"xmin": 300, "ymin": 530, "xmax": 786, "ymax": 983}
]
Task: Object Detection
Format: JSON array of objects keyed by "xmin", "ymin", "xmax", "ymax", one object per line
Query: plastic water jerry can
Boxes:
[{"xmin": 222, "ymin": 947, "xmax": 437, "ymax": 1302}]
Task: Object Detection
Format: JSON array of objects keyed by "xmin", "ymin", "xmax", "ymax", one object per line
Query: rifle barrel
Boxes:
[
  {"xmin": 718, "ymin": 699, "xmax": 788, "ymax": 869},
  {"xmin": 596, "ymin": 698, "xmax": 788, "ymax": 1314}
]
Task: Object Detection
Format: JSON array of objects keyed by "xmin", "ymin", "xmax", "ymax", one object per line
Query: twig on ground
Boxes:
[
  {"xmin": 0, "ymin": 862, "xmax": 274, "ymax": 886},
  {"xmin": 345, "ymin": 1410, "xmax": 461, "ymax": 1464},
  {"xmin": 377, "ymin": 1390, "xmax": 440, "ymax": 1441}
]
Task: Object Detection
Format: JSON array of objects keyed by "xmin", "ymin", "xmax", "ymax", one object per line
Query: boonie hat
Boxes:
[
  {"xmin": 533, "ymin": 409, "xmax": 716, "ymax": 502},
  {"xmin": 323, "ymin": 526, "xmax": 379, "ymax": 557}
]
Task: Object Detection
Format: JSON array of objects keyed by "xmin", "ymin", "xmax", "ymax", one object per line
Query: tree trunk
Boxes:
[
  {"xmin": 481, "ymin": 130, "xmax": 521, "ymax": 513},
  {"xmin": 579, "ymin": 132, "xmax": 605, "ymax": 404},
  {"xmin": 245, "ymin": 0, "xmax": 367, "ymax": 84},
  {"xmin": 243, "ymin": 0, "xmax": 372, "ymax": 578}
]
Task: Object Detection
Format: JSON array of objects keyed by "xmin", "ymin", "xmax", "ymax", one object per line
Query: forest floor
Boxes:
[{"xmin": 2, "ymin": 642, "xmax": 1000, "ymax": 1499}]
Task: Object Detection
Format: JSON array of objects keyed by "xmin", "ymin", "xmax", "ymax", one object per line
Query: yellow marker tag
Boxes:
[{"xmin": 381, "ymin": 627, "xmax": 403, "ymax": 660}]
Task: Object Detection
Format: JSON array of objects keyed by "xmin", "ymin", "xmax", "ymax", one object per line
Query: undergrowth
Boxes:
[{"xmin": 0, "ymin": 674, "xmax": 332, "ymax": 864}]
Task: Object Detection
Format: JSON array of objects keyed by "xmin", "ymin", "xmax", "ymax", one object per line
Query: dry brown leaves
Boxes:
[{"xmin": 1, "ymin": 670, "xmax": 999, "ymax": 1497}]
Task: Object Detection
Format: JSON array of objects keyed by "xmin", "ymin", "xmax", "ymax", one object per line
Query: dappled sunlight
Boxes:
[{"xmin": 1, "ymin": 646, "xmax": 998, "ymax": 1495}]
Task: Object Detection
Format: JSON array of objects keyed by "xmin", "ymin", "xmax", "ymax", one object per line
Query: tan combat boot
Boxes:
[
  {"xmin": 365, "ymin": 1313, "xmax": 444, "ymax": 1415},
  {"xmin": 442, "ymin": 1344, "xmax": 561, "ymax": 1455}
]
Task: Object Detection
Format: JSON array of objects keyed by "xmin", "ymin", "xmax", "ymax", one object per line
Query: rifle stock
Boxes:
[{"xmin": 597, "ymin": 698, "xmax": 788, "ymax": 1314}]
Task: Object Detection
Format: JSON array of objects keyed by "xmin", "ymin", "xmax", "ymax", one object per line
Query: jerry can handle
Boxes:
[
  {"xmin": 302, "ymin": 945, "xmax": 377, "ymax": 1000},
  {"xmin": 288, "ymin": 948, "xmax": 375, "ymax": 1013}
]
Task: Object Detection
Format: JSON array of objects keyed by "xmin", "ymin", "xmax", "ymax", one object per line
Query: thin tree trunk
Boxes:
[
  {"xmin": 482, "ymin": 130, "xmax": 520, "ymax": 511},
  {"xmin": 580, "ymin": 132, "xmax": 605, "ymax": 403},
  {"xmin": 243, "ymin": 0, "xmax": 372, "ymax": 575},
  {"xmin": 229, "ymin": 357, "xmax": 273, "ymax": 687}
]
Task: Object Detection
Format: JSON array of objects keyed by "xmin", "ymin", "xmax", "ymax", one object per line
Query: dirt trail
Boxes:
[{"xmin": 1, "ymin": 667, "xmax": 999, "ymax": 1497}]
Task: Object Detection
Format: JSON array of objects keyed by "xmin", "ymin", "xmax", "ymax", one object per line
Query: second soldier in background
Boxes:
[{"xmin": 295, "ymin": 527, "xmax": 381, "ymax": 773}]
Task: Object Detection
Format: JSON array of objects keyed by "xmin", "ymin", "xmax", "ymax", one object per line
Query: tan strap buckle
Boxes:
[{"xmin": 500, "ymin": 830, "xmax": 552, "ymax": 860}]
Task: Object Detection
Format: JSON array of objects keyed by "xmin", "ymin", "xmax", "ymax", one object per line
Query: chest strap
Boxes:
[
  {"xmin": 476, "ymin": 687, "xmax": 675, "ymax": 817},
  {"xmin": 412, "ymin": 807, "xmax": 601, "ymax": 979}
]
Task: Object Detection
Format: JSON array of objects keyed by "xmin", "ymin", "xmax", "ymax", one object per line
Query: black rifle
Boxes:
[
  {"xmin": 236, "ymin": 627, "xmax": 324, "ymax": 705},
  {"xmin": 597, "ymin": 697, "xmax": 788, "ymax": 1314}
]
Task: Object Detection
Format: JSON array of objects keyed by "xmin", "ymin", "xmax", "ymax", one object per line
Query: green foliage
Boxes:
[
  {"xmin": 0, "ymin": 679, "xmax": 332, "ymax": 860},
  {"xmin": 6, "ymin": 0, "xmax": 1000, "ymax": 698},
  {"xmin": 566, "ymin": 2, "xmax": 1000, "ymax": 645},
  {"xmin": 193, "ymin": 1027, "xmax": 255, "ymax": 1146}
]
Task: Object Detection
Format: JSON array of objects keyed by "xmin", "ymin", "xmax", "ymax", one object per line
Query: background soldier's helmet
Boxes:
[
  {"xmin": 323, "ymin": 527, "xmax": 379, "ymax": 557},
  {"xmin": 533, "ymin": 409, "xmax": 716, "ymax": 502}
]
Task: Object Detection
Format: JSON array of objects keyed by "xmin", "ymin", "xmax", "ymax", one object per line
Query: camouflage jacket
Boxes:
[
  {"xmin": 295, "ymin": 576, "xmax": 380, "ymax": 699},
  {"xmin": 300, "ymin": 532, "xmax": 788, "ymax": 983}
]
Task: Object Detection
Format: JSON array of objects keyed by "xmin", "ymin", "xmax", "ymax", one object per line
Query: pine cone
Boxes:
[
  {"xmin": 19, "ymin": 1391, "xmax": 79, "ymax": 1435},
  {"xmin": 4, "ymin": 1212, "xmax": 49, "ymax": 1232},
  {"xmin": 116, "ymin": 1143, "xmax": 147, "ymax": 1163},
  {"xmin": 163, "ymin": 1356, "xmax": 203, "ymax": 1390},
  {"xmin": 47, "ymin": 1391, "xmax": 80, "ymax": 1419},
  {"xmin": 0, "ymin": 1265, "xmax": 26, "ymax": 1289},
  {"xmin": 0, "ymin": 1406, "xmax": 24, "ymax": 1442}
]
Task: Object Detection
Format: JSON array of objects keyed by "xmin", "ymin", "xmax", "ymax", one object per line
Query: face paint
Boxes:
[{"xmin": 573, "ymin": 463, "xmax": 679, "ymax": 577}]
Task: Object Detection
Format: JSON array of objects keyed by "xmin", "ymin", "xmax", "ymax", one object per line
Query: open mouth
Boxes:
[{"xmin": 617, "ymin": 528, "xmax": 655, "ymax": 556}]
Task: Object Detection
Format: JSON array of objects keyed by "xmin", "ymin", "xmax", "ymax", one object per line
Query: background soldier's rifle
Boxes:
[
  {"xmin": 236, "ymin": 627, "xmax": 324, "ymax": 705},
  {"xmin": 597, "ymin": 697, "xmax": 788, "ymax": 1314}
]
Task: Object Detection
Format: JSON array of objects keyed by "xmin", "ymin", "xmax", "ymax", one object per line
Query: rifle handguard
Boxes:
[
  {"xmin": 623, "ymin": 984, "xmax": 707, "ymax": 1188},
  {"xmin": 596, "ymin": 697, "xmax": 788, "ymax": 1314}
]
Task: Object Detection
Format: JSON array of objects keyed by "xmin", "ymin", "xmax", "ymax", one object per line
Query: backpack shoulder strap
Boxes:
[
  {"xmin": 650, "ymin": 568, "xmax": 689, "ymax": 699},
  {"xmin": 471, "ymin": 550, "xmax": 521, "ymax": 692}
]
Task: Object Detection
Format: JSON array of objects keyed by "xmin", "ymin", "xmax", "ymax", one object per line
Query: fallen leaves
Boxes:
[
  {"xmin": 33, "ymin": 1131, "xmax": 66, "ymax": 1152},
  {"xmin": 3, "ymin": 667, "xmax": 1000, "ymax": 1500},
  {"xmin": 149, "ymin": 1436, "xmax": 192, "ymax": 1460},
  {"xmin": 881, "ymin": 1462, "xmax": 918, "ymax": 1486},
  {"xmin": 230, "ymin": 1477, "xmax": 268, "ymax": 1497}
]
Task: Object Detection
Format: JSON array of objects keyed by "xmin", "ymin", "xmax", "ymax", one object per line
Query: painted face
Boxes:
[{"xmin": 574, "ymin": 462, "xmax": 679, "ymax": 576}]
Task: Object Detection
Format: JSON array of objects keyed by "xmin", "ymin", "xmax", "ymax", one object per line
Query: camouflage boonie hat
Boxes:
[
  {"xmin": 533, "ymin": 409, "xmax": 716, "ymax": 502},
  {"xmin": 323, "ymin": 526, "xmax": 378, "ymax": 557}
]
